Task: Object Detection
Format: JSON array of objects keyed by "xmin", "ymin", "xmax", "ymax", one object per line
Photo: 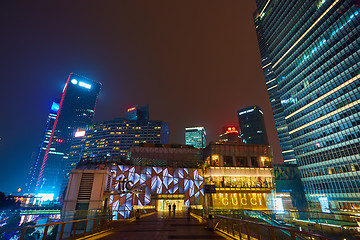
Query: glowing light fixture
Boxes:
[
  {"xmin": 79, "ymin": 81, "xmax": 91, "ymax": 89},
  {"xmin": 266, "ymin": 78, "xmax": 276, "ymax": 85},
  {"xmin": 267, "ymin": 84, "xmax": 277, "ymax": 91},
  {"xmin": 239, "ymin": 109, "xmax": 254, "ymax": 115},
  {"xmin": 71, "ymin": 79, "xmax": 78, "ymax": 85},
  {"xmin": 37, "ymin": 193, "xmax": 54, "ymax": 201},
  {"xmin": 127, "ymin": 107, "xmax": 136, "ymax": 112},
  {"xmin": 75, "ymin": 130, "xmax": 86, "ymax": 138},
  {"xmin": 51, "ymin": 102, "xmax": 60, "ymax": 112}
]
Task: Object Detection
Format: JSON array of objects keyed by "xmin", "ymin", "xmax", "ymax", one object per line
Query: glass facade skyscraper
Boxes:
[
  {"xmin": 34, "ymin": 73, "xmax": 101, "ymax": 199},
  {"xmin": 25, "ymin": 100, "xmax": 60, "ymax": 194},
  {"xmin": 254, "ymin": 0, "xmax": 360, "ymax": 210},
  {"xmin": 185, "ymin": 127, "xmax": 206, "ymax": 149},
  {"xmin": 238, "ymin": 106, "xmax": 269, "ymax": 145}
]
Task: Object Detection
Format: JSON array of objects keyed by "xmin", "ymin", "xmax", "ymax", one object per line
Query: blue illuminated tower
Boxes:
[
  {"xmin": 35, "ymin": 73, "xmax": 101, "ymax": 199},
  {"xmin": 25, "ymin": 100, "xmax": 60, "ymax": 194},
  {"xmin": 254, "ymin": 0, "xmax": 360, "ymax": 210}
]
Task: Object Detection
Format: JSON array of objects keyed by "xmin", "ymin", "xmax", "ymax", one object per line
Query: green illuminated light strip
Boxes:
[
  {"xmin": 289, "ymin": 99, "xmax": 360, "ymax": 134},
  {"xmin": 285, "ymin": 74, "xmax": 360, "ymax": 119},
  {"xmin": 273, "ymin": 0, "xmax": 340, "ymax": 68}
]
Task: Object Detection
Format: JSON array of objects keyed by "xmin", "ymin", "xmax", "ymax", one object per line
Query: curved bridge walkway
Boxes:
[{"xmin": 80, "ymin": 211, "xmax": 231, "ymax": 240}]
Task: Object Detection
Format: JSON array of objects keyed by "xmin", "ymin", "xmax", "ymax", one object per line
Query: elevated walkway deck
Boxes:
[{"xmin": 80, "ymin": 211, "xmax": 230, "ymax": 240}]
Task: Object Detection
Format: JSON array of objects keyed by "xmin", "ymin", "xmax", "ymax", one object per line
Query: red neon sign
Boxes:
[
  {"xmin": 226, "ymin": 127, "xmax": 239, "ymax": 134},
  {"xmin": 127, "ymin": 107, "xmax": 136, "ymax": 112}
]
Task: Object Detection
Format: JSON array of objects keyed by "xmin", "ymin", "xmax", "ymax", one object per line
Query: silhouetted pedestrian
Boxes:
[
  {"xmin": 168, "ymin": 203, "xmax": 171, "ymax": 214},
  {"xmin": 172, "ymin": 203, "xmax": 176, "ymax": 214},
  {"xmin": 187, "ymin": 206, "xmax": 191, "ymax": 219}
]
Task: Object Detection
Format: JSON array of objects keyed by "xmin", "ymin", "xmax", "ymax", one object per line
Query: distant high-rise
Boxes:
[
  {"xmin": 60, "ymin": 106, "xmax": 169, "ymax": 194},
  {"xmin": 126, "ymin": 104, "xmax": 149, "ymax": 121},
  {"xmin": 185, "ymin": 127, "xmax": 206, "ymax": 149},
  {"xmin": 218, "ymin": 126, "xmax": 241, "ymax": 143},
  {"xmin": 254, "ymin": 0, "xmax": 360, "ymax": 211},
  {"xmin": 25, "ymin": 100, "xmax": 60, "ymax": 194},
  {"xmin": 238, "ymin": 106, "xmax": 269, "ymax": 145},
  {"xmin": 35, "ymin": 73, "xmax": 101, "ymax": 199}
]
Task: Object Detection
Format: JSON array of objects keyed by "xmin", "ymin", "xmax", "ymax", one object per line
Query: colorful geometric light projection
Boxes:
[{"xmin": 109, "ymin": 166, "xmax": 204, "ymax": 219}]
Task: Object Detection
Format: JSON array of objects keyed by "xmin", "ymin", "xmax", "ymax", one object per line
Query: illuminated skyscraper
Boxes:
[
  {"xmin": 25, "ymin": 100, "xmax": 60, "ymax": 194},
  {"xmin": 254, "ymin": 0, "xmax": 360, "ymax": 210},
  {"xmin": 238, "ymin": 106, "xmax": 269, "ymax": 145},
  {"xmin": 35, "ymin": 73, "xmax": 101, "ymax": 199},
  {"xmin": 185, "ymin": 127, "xmax": 206, "ymax": 149}
]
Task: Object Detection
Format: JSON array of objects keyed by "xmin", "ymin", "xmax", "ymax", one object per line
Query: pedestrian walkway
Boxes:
[{"xmin": 82, "ymin": 211, "xmax": 231, "ymax": 240}]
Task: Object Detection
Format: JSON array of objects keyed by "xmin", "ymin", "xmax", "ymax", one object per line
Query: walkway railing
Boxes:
[
  {"xmin": 0, "ymin": 214, "xmax": 112, "ymax": 240},
  {"xmin": 213, "ymin": 215, "xmax": 333, "ymax": 240}
]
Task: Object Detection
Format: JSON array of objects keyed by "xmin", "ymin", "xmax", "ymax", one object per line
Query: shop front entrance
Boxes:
[{"xmin": 154, "ymin": 194, "xmax": 185, "ymax": 211}]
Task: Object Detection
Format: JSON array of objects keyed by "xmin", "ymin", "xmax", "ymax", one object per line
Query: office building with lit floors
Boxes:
[
  {"xmin": 254, "ymin": 12, "xmax": 296, "ymax": 165},
  {"xmin": 185, "ymin": 127, "xmax": 206, "ymax": 149},
  {"xmin": 60, "ymin": 105, "xmax": 169, "ymax": 196},
  {"xmin": 34, "ymin": 73, "xmax": 101, "ymax": 200},
  {"xmin": 238, "ymin": 106, "xmax": 269, "ymax": 145},
  {"xmin": 254, "ymin": 0, "xmax": 360, "ymax": 211}
]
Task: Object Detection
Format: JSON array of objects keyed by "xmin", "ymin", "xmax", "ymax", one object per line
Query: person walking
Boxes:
[
  {"xmin": 187, "ymin": 206, "xmax": 191, "ymax": 220},
  {"xmin": 168, "ymin": 203, "xmax": 171, "ymax": 214},
  {"xmin": 172, "ymin": 203, "xmax": 176, "ymax": 214}
]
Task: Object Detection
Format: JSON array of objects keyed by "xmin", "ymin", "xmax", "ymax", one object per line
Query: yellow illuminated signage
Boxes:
[{"xmin": 212, "ymin": 192, "xmax": 268, "ymax": 210}]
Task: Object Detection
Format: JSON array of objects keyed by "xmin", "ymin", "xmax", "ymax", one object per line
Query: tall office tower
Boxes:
[
  {"xmin": 35, "ymin": 73, "xmax": 101, "ymax": 199},
  {"xmin": 25, "ymin": 100, "xmax": 60, "ymax": 194},
  {"xmin": 218, "ymin": 126, "xmax": 241, "ymax": 143},
  {"xmin": 185, "ymin": 127, "xmax": 206, "ymax": 149},
  {"xmin": 238, "ymin": 106, "xmax": 269, "ymax": 145},
  {"xmin": 60, "ymin": 106, "xmax": 169, "ymax": 194},
  {"xmin": 254, "ymin": 0, "xmax": 360, "ymax": 210},
  {"xmin": 253, "ymin": 9, "xmax": 296, "ymax": 164}
]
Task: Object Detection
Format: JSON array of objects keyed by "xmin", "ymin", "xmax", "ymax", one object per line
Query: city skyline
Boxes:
[{"xmin": 0, "ymin": 1, "xmax": 282, "ymax": 194}]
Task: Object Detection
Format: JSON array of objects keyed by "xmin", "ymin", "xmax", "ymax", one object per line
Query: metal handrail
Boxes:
[
  {"xmin": 213, "ymin": 214, "xmax": 334, "ymax": 240},
  {"xmin": 0, "ymin": 214, "xmax": 113, "ymax": 240}
]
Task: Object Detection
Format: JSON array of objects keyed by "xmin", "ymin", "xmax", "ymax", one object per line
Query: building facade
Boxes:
[
  {"xmin": 254, "ymin": 0, "xmax": 360, "ymax": 210},
  {"xmin": 185, "ymin": 127, "xmax": 206, "ymax": 149},
  {"xmin": 25, "ymin": 100, "xmax": 60, "ymax": 194},
  {"xmin": 61, "ymin": 113, "xmax": 169, "ymax": 195},
  {"xmin": 238, "ymin": 106, "xmax": 269, "ymax": 145},
  {"xmin": 203, "ymin": 142, "xmax": 274, "ymax": 211},
  {"xmin": 35, "ymin": 73, "xmax": 101, "ymax": 199},
  {"xmin": 63, "ymin": 142, "xmax": 275, "ymax": 219}
]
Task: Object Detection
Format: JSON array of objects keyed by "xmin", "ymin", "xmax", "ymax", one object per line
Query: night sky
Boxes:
[{"xmin": 0, "ymin": 1, "xmax": 283, "ymax": 194}]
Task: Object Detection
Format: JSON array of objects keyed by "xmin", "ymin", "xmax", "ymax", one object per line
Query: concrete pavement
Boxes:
[{"xmin": 81, "ymin": 211, "xmax": 231, "ymax": 240}]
